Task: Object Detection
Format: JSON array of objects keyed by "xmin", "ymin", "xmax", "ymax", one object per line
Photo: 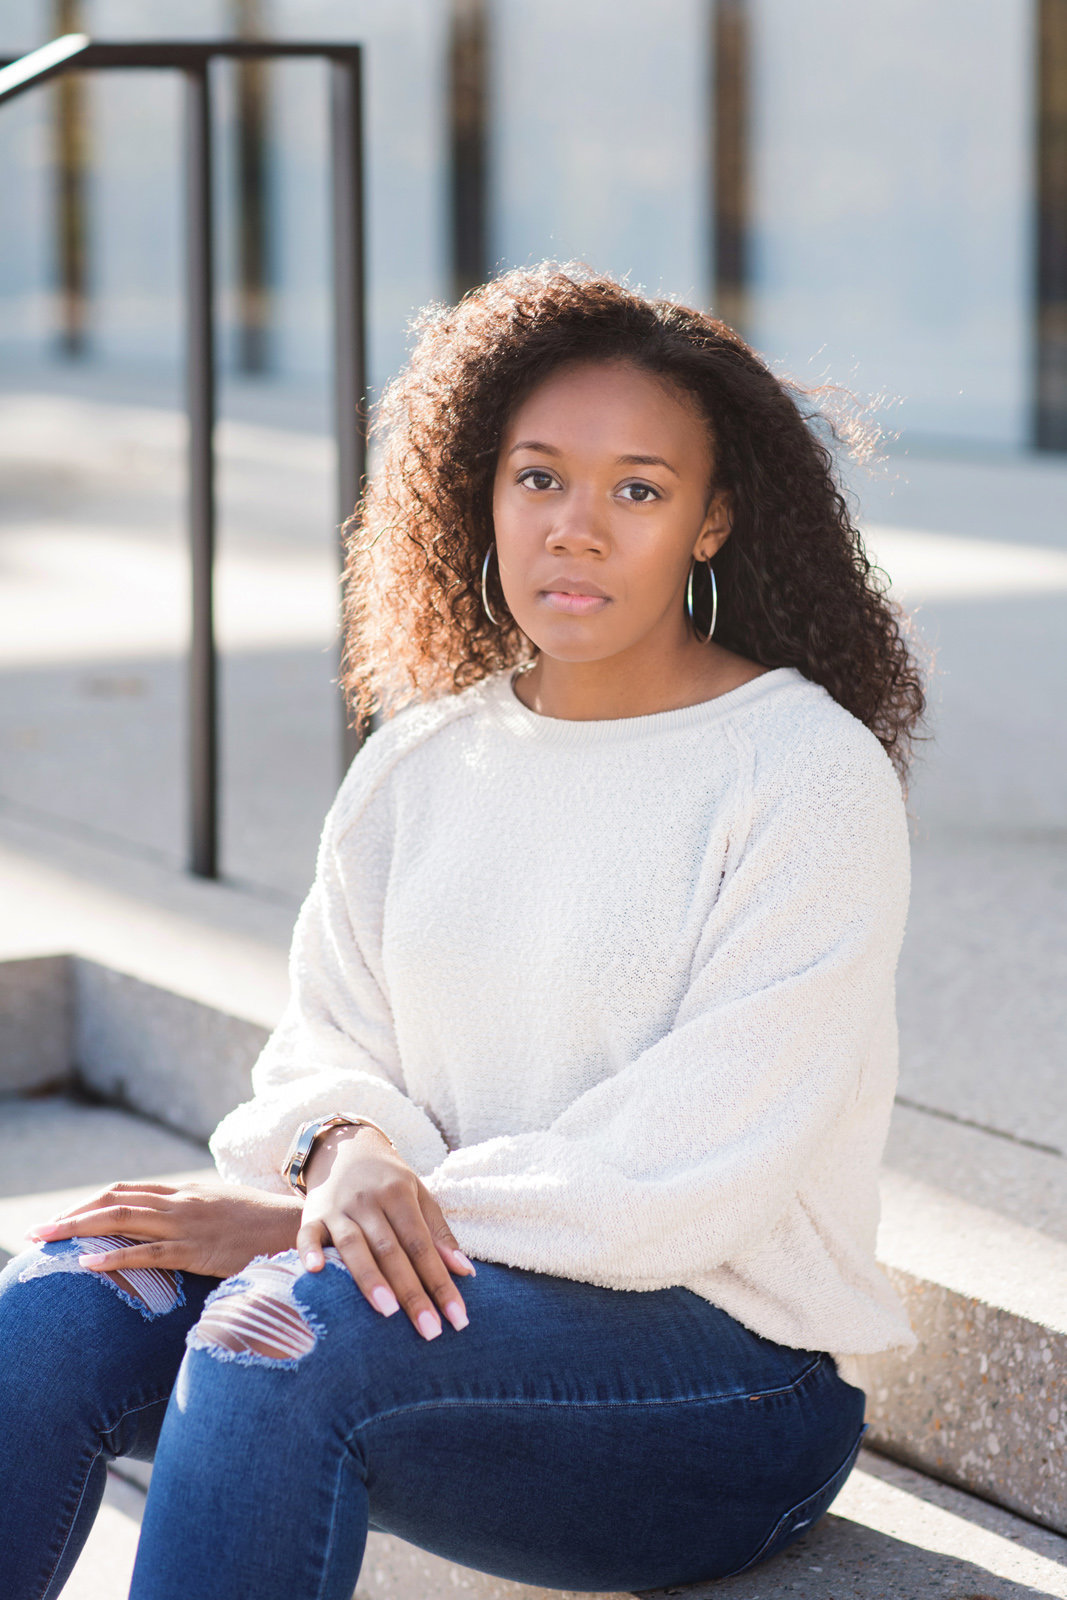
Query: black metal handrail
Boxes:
[{"xmin": 0, "ymin": 34, "xmax": 367, "ymax": 879}]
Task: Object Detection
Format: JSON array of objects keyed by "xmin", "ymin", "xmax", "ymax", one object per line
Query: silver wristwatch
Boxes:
[{"xmin": 281, "ymin": 1114, "xmax": 396, "ymax": 1195}]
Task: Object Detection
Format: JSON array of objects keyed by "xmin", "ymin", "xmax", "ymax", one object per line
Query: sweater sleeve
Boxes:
[
  {"xmin": 208, "ymin": 773, "xmax": 451, "ymax": 1191},
  {"xmin": 424, "ymin": 730, "xmax": 910, "ymax": 1286}
]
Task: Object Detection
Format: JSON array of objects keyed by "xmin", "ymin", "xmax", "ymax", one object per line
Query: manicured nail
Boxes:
[
  {"xmin": 79, "ymin": 1254, "xmax": 108, "ymax": 1268},
  {"xmin": 417, "ymin": 1309, "xmax": 442, "ymax": 1340},
  {"xmin": 305, "ymin": 1250, "xmax": 323, "ymax": 1271},
  {"xmin": 450, "ymin": 1249, "xmax": 476, "ymax": 1276},
  {"xmin": 372, "ymin": 1285, "xmax": 400, "ymax": 1316},
  {"xmin": 443, "ymin": 1300, "xmax": 469, "ymax": 1331}
]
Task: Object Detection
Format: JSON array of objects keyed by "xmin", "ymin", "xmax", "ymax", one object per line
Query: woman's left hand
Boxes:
[{"xmin": 24, "ymin": 1179, "xmax": 304, "ymax": 1281}]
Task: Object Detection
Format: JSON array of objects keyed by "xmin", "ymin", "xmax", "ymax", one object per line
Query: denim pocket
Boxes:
[{"xmin": 721, "ymin": 1421, "xmax": 867, "ymax": 1578}]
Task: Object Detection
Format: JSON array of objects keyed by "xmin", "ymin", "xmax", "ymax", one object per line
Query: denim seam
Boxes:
[
  {"xmin": 99, "ymin": 1393, "xmax": 175, "ymax": 1450},
  {"xmin": 312, "ymin": 1429, "xmax": 362, "ymax": 1600},
  {"xmin": 39, "ymin": 1386, "xmax": 179, "ymax": 1597},
  {"xmin": 37, "ymin": 1441, "xmax": 104, "ymax": 1600},
  {"xmin": 349, "ymin": 1354, "xmax": 828, "ymax": 1442},
  {"xmin": 716, "ymin": 1419, "xmax": 867, "ymax": 1579}
]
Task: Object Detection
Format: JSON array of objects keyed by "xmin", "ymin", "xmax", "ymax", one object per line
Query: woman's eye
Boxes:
[
  {"xmin": 620, "ymin": 482, "xmax": 659, "ymax": 503},
  {"xmin": 517, "ymin": 469, "xmax": 558, "ymax": 491}
]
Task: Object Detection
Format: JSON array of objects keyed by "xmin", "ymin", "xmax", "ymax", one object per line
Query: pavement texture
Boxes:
[{"xmin": 67, "ymin": 1448, "xmax": 1067, "ymax": 1600}]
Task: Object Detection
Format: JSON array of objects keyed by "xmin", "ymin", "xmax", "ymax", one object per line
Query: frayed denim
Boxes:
[{"xmin": 0, "ymin": 1240, "xmax": 866, "ymax": 1599}]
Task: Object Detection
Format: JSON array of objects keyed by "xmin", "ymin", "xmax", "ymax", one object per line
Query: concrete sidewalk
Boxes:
[{"xmin": 66, "ymin": 1449, "xmax": 1067, "ymax": 1600}]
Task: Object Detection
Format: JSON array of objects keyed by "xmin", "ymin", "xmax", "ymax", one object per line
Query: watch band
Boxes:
[{"xmin": 281, "ymin": 1114, "xmax": 397, "ymax": 1195}]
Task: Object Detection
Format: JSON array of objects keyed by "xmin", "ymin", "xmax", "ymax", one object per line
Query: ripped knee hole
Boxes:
[
  {"xmin": 19, "ymin": 1234, "xmax": 182, "ymax": 1318},
  {"xmin": 188, "ymin": 1254, "xmax": 324, "ymax": 1365}
]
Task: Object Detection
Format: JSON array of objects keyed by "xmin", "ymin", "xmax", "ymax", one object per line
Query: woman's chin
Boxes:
[
  {"xmin": 521, "ymin": 638, "xmax": 621, "ymax": 667},
  {"xmin": 511, "ymin": 616, "xmax": 624, "ymax": 666}
]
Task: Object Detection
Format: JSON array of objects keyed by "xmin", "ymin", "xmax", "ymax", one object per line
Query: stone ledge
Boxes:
[
  {"xmin": 72, "ymin": 957, "xmax": 268, "ymax": 1144},
  {"xmin": 0, "ymin": 821, "xmax": 292, "ymax": 1028},
  {"xmin": 3, "ymin": 956, "xmax": 1067, "ymax": 1540},
  {"xmin": 87, "ymin": 1448, "xmax": 1067, "ymax": 1600},
  {"xmin": 863, "ymin": 1169, "xmax": 1067, "ymax": 1534},
  {"xmin": 0, "ymin": 952, "xmax": 268, "ymax": 1143},
  {"xmin": 0, "ymin": 953, "xmax": 72, "ymax": 1093}
]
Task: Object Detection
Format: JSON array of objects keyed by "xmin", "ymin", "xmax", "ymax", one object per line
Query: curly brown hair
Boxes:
[{"xmin": 341, "ymin": 261, "xmax": 925, "ymax": 778}]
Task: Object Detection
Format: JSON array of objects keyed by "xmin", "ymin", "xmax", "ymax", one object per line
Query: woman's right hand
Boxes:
[{"xmin": 296, "ymin": 1124, "xmax": 475, "ymax": 1341}]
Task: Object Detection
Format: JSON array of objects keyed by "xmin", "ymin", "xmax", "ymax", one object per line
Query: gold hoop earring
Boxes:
[
  {"xmin": 686, "ymin": 559, "xmax": 717, "ymax": 644},
  {"xmin": 481, "ymin": 544, "xmax": 500, "ymax": 626}
]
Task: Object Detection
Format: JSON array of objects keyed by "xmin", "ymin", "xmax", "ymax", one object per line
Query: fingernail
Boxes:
[
  {"xmin": 25, "ymin": 1230, "xmax": 46, "ymax": 1241},
  {"xmin": 417, "ymin": 1308, "xmax": 442, "ymax": 1340},
  {"xmin": 305, "ymin": 1250, "xmax": 323, "ymax": 1271},
  {"xmin": 372, "ymin": 1285, "xmax": 400, "ymax": 1316},
  {"xmin": 443, "ymin": 1300, "xmax": 469, "ymax": 1331},
  {"xmin": 79, "ymin": 1254, "xmax": 108, "ymax": 1268},
  {"xmin": 451, "ymin": 1249, "xmax": 476, "ymax": 1276}
]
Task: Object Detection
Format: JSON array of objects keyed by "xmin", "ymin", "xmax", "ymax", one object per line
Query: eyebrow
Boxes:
[{"xmin": 507, "ymin": 440, "xmax": 680, "ymax": 478}]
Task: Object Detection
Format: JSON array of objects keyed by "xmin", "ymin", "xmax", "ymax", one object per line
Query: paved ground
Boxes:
[{"xmin": 65, "ymin": 1448, "xmax": 1067, "ymax": 1600}]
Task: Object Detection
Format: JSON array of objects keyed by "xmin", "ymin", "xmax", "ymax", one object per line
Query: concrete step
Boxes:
[
  {"xmin": 63, "ymin": 1442, "xmax": 1067, "ymax": 1600},
  {"xmin": 2, "ymin": 947, "xmax": 1066, "ymax": 1545},
  {"xmin": 0, "ymin": 1094, "xmax": 215, "ymax": 1256},
  {"xmin": 864, "ymin": 1168, "xmax": 1067, "ymax": 1534},
  {"xmin": 3, "ymin": 1095, "xmax": 1067, "ymax": 1595}
]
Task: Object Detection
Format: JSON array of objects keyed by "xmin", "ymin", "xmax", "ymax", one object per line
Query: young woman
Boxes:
[{"xmin": 1, "ymin": 264, "xmax": 924, "ymax": 1598}]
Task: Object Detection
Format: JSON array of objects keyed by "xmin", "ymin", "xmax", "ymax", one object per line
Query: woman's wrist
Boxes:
[
  {"xmin": 259, "ymin": 1190, "xmax": 305, "ymax": 1254},
  {"xmin": 304, "ymin": 1121, "xmax": 397, "ymax": 1190}
]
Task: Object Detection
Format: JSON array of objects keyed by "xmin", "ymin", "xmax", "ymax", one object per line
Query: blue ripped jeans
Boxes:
[{"xmin": 0, "ymin": 1236, "xmax": 866, "ymax": 1599}]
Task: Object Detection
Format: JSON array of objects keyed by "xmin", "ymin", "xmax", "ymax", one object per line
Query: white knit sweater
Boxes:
[{"xmin": 210, "ymin": 666, "xmax": 916, "ymax": 1377}]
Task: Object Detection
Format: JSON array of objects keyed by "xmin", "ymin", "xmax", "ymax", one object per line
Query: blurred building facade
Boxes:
[{"xmin": 1, "ymin": 0, "xmax": 1064, "ymax": 451}]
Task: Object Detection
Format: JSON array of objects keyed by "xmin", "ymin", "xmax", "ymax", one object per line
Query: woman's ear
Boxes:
[{"xmin": 693, "ymin": 489, "xmax": 732, "ymax": 562}]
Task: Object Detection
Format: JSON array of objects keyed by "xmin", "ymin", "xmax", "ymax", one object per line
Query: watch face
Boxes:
[
  {"xmin": 283, "ymin": 1117, "xmax": 352, "ymax": 1192},
  {"xmin": 282, "ymin": 1121, "xmax": 316, "ymax": 1188}
]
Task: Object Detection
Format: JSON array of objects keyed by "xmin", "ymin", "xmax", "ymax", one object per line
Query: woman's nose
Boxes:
[{"xmin": 545, "ymin": 488, "xmax": 609, "ymax": 554}]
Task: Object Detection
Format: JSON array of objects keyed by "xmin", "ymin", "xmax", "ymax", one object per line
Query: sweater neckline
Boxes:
[{"xmin": 482, "ymin": 664, "xmax": 806, "ymax": 746}]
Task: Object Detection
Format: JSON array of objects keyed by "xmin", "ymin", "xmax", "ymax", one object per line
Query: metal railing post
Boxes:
[
  {"xmin": 330, "ymin": 52, "xmax": 367, "ymax": 773},
  {"xmin": 2, "ymin": 37, "xmax": 370, "ymax": 873},
  {"xmin": 184, "ymin": 62, "xmax": 219, "ymax": 877}
]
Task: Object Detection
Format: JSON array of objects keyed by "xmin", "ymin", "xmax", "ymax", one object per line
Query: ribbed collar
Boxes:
[{"xmin": 480, "ymin": 664, "xmax": 807, "ymax": 747}]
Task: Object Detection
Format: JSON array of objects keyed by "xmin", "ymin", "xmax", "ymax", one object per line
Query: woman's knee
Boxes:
[
  {"xmin": 0, "ymin": 1240, "xmax": 196, "ymax": 1418},
  {"xmin": 8, "ymin": 1236, "xmax": 184, "ymax": 1320},
  {"xmin": 184, "ymin": 1247, "xmax": 358, "ymax": 1370},
  {"xmin": 179, "ymin": 1247, "xmax": 479, "ymax": 1464}
]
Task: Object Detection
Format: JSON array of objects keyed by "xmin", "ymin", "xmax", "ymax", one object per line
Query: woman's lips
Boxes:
[{"xmin": 540, "ymin": 590, "xmax": 610, "ymax": 615}]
